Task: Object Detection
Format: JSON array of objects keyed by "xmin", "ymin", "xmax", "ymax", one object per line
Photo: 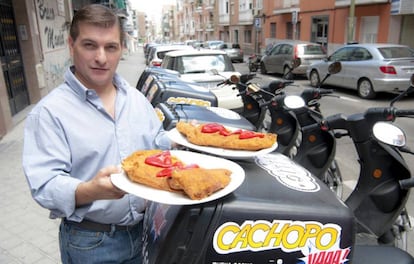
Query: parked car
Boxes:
[
  {"xmin": 307, "ymin": 43, "xmax": 414, "ymax": 99},
  {"xmin": 218, "ymin": 43, "xmax": 244, "ymax": 63},
  {"xmin": 147, "ymin": 44, "xmax": 194, "ymax": 67},
  {"xmin": 158, "ymin": 49, "xmax": 243, "ymax": 111},
  {"xmin": 203, "ymin": 40, "xmax": 224, "ymax": 49},
  {"xmin": 144, "ymin": 42, "xmax": 160, "ymax": 62},
  {"xmin": 260, "ymin": 40, "xmax": 327, "ymax": 79}
]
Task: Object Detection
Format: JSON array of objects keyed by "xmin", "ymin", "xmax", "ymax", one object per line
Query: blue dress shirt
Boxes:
[{"xmin": 22, "ymin": 67, "xmax": 170, "ymax": 225}]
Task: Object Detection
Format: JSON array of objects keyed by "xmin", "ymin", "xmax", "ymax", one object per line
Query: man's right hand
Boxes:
[{"xmin": 75, "ymin": 165, "xmax": 126, "ymax": 207}]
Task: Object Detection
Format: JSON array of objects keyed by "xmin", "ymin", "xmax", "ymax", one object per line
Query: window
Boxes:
[
  {"xmin": 256, "ymin": 0, "xmax": 263, "ymax": 9},
  {"xmin": 270, "ymin": 23, "xmax": 276, "ymax": 38},
  {"xmin": 379, "ymin": 47, "xmax": 414, "ymax": 59},
  {"xmin": 244, "ymin": 30, "xmax": 252, "ymax": 44},
  {"xmin": 330, "ymin": 47, "xmax": 354, "ymax": 61},
  {"xmin": 286, "ymin": 22, "xmax": 300, "ymax": 40}
]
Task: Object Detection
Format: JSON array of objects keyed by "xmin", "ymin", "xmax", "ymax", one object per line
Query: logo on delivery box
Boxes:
[{"xmin": 213, "ymin": 219, "xmax": 351, "ymax": 264}]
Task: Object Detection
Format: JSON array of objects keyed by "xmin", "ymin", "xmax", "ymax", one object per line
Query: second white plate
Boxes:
[{"xmin": 167, "ymin": 127, "xmax": 278, "ymax": 159}]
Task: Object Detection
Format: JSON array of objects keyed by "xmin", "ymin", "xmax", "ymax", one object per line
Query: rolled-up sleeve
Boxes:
[{"xmin": 22, "ymin": 109, "xmax": 81, "ymax": 218}]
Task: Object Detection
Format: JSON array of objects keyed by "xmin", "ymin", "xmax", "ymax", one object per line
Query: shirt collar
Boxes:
[{"xmin": 64, "ymin": 66, "xmax": 128, "ymax": 100}]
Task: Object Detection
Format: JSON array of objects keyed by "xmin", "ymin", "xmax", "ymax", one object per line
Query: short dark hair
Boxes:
[{"xmin": 70, "ymin": 4, "xmax": 124, "ymax": 44}]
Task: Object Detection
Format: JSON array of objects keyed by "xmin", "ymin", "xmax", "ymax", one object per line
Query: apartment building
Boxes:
[{"xmin": 174, "ymin": 0, "xmax": 414, "ymax": 55}]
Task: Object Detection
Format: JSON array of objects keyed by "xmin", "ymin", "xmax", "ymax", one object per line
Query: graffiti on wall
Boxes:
[
  {"xmin": 44, "ymin": 53, "xmax": 71, "ymax": 91},
  {"xmin": 36, "ymin": 0, "xmax": 68, "ymax": 51},
  {"xmin": 35, "ymin": 0, "xmax": 71, "ymax": 90}
]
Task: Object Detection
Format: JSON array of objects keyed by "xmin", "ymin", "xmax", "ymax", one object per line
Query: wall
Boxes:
[{"xmin": 34, "ymin": 0, "xmax": 71, "ymax": 94}]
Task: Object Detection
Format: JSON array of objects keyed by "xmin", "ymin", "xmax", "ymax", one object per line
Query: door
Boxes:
[
  {"xmin": 266, "ymin": 43, "xmax": 288, "ymax": 74},
  {"xmin": 311, "ymin": 16, "xmax": 329, "ymax": 49},
  {"xmin": 0, "ymin": 0, "xmax": 29, "ymax": 115}
]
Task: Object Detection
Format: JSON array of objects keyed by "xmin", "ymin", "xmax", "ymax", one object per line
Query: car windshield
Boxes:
[
  {"xmin": 181, "ymin": 55, "xmax": 229, "ymax": 73},
  {"xmin": 301, "ymin": 45, "xmax": 326, "ymax": 55},
  {"xmin": 378, "ymin": 47, "xmax": 414, "ymax": 59}
]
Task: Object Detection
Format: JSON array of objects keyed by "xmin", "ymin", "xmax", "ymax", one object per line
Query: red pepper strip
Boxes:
[
  {"xmin": 201, "ymin": 123, "xmax": 226, "ymax": 133},
  {"xmin": 156, "ymin": 168, "xmax": 173, "ymax": 177},
  {"xmin": 238, "ymin": 131, "xmax": 265, "ymax": 139},
  {"xmin": 219, "ymin": 129, "xmax": 232, "ymax": 136},
  {"xmin": 145, "ymin": 150, "xmax": 172, "ymax": 168},
  {"xmin": 156, "ymin": 163, "xmax": 200, "ymax": 177}
]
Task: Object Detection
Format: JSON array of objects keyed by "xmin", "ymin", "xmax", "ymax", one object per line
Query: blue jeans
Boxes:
[{"xmin": 59, "ymin": 220, "xmax": 143, "ymax": 264}]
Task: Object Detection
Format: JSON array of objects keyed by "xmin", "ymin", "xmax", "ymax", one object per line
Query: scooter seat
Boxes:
[{"xmin": 352, "ymin": 245, "xmax": 414, "ymax": 264}]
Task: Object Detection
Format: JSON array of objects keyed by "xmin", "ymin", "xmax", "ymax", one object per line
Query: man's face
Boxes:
[{"xmin": 69, "ymin": 22, "xmax": 123, "ymax": 90}]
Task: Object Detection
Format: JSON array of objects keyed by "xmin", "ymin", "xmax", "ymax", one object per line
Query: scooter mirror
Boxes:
[
  {"xmin": 373, "ymin": 122, "xmax": 406, "ymax": 147},
  {"xmin": 291, "ymin": 58, "xmax": 301, "ymax": 69},
  {"xmin": 284, "ymin": 95, "xmax": 306, "ymax": 109},
  {"xmin": 328, "ymin": 61, "xmax": 342, "ymax": 75},
  {"xmin": 230, "ymin": 75, "xmax": 240, "ymax": 83},
  {"xmin": 210, "ymin": 69, "xmax": 219, "ymax": 75}
]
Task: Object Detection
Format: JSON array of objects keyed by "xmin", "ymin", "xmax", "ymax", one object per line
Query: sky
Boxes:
[{"xmin": 130, "ymin": 0, "xmax": 176, "ymax": 20}]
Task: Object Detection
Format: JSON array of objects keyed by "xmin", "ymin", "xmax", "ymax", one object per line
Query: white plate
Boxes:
[
  {"xmin": 167, "ymin": 127, "xmax": 278, "ymax": 159},
  {"xmin": 110, "ymin": 150, "xmax": 245, "ymax": 205}
]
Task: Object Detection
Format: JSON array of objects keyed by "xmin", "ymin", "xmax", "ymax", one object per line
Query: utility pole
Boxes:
[{"xmin": 347, "ymin": 0, "xmax": 356, "ymax": 43}]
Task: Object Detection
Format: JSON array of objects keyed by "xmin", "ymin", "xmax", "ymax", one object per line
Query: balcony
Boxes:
[
  {"xmin": 219, "ymin": 13, "xmax": 230, "ymax": 25},
  {"xmin": 273, "ymin": 0, "xmax": 300, "ymax": 14},
  {"xmin": 282, "ymin": 0, "xmax": 299, "ymax": 8},
  {"xmin": 206, "ymin": 22, "xmax": 214, "ymax": 31},
  {"xmin": 335, "ymin": 0, "xmax": 388, "ymax": 7},
  {"xmin": 239, "ymin": 9, "xmax": 254, "ymax": 24}
]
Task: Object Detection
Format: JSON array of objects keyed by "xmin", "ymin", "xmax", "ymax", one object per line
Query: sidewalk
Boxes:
[{"xmin": 0, "ymin": 50, "xmax": 144, "ymax": 264}]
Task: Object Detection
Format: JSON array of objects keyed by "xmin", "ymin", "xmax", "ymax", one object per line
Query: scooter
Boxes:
[
  {"xmin": 302, "ymin": 74, "xmax": 414, "ymax": 252},
  {"xmin": 285, "ymin": 62, "xmax": 343, "ymax": 196},
  {"xmin": 225, "ymin": 60, "xmax": 343, "ymax": 196},
  {"xmin": 247, "ymin": 53, "xmax": 262, "ymax": 72}
]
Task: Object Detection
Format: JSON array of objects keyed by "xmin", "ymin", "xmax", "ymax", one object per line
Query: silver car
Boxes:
[
  {"xmin": 160, "ymin": 49, "xmax": 243, "ymax": 111},
  {"xmin": 260, "ymin": 40, "xmax": 327, "ymax": 79},
  {"xmin": 307, "ymin": 43, "xmax": 414, "ymax": 99},
  {"xmin": 218, "ymin": 43, "xmax": 244, "ymax": 63}
]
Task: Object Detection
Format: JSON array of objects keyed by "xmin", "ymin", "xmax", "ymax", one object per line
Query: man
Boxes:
[{"xmin": 22, "ymin": 4, "xmax": 169, "ymax": 263}]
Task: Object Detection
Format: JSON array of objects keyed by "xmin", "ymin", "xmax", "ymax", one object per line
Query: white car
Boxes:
[
  {"xmin": 160, "ymin": 49, "xmax": 243, "ymax": 111},
  {"xmin": 147, "ymin": 44, "xmax": 194, "ymax": 67}
]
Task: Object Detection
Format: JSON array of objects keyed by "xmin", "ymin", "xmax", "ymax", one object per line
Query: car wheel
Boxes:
[
  {"xmin": 283, "ymin": 66, "xmax": 293, "ymax": 80},
  {"xmin": 260, "ymin": 62, "xmax": 267, "ymax": 74},
  {"xmin": 357, "ymin": 78, "xmax": 376, "ymax": 99},
  {"xmin": 309, "ymin": 70, "xmax": 320, "ymax": 87}
]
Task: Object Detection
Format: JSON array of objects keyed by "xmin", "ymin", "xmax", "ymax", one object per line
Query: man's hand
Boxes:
[{"xmin": 75, "ymin": 165, "xmax": 126, "ymax": 207}]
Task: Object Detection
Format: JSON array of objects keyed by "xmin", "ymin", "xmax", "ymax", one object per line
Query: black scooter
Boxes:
[
  {"xmin": 285, "ymin": 62, "xmax": 343, "ymax": 196},
  {"xmin": 247, "ymin": 53, "xmax": 262, "ymax": 72},
  {"xmin": 225, "ymin": 60, "xmax": 343, "ymax": 196},
  {"xmin": 303, "ymin": 74, "xmax": 414, "ymax": 253}
]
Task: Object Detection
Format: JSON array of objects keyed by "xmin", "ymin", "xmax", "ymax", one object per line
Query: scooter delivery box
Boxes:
[
  {"xmin": 155, "ymin": 102, "xmax": 256, "ymax": 131},
  {"xmin": 143, "ymin": 153, "xmax": 355, "ymax": 264}
]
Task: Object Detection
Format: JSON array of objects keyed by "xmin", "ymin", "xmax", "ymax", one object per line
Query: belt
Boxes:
[{"xmin": 63, "ymin": 219, "xmax": 138, "ymax": 232}]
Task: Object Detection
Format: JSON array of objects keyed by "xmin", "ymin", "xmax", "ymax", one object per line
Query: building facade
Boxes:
[
  {"xmin": 172, "ymin": 0, "xmax": 414, "ymax": 55},
  {"xmin": 1, "ymin": 0, "xmax": 414, "ymax": 137}
]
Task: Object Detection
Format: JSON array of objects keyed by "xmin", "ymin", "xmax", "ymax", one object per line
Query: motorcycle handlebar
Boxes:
[
  {"xmin": 302, "ymin": 108, "xmax": 414, "ymax": 133},
  {"xmin": 400, "ymin": 178, "xmax": 414, "ymax": 189},
  {"xmin": 395, "ymin": 109, "xmax": 414, "ymax": 117},
  {"xmin": 301, "ymin": 88, "xmax": 334, "ymax": 103}
]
